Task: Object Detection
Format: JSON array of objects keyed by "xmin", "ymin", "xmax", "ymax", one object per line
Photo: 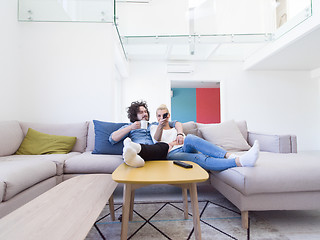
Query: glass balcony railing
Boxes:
[
  {"xmin": 121, "ymin": 33, "xmax": 273, "ymax": 61},
  {"xmin": 18, "ymin": 0, "xmax": 114, "ymax": 22},
  {"xmin": 18, "ymin": 0, "xmax": 313, "ymax": 61},
  {"xmin": 116, "ymin": 0, "xmax": 313, "ymax": 60},
  {"xmin": 273, "ymin": 0, "xmax": 312, "ymax": 39}
]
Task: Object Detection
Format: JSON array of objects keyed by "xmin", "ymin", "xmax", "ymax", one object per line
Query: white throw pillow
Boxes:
[
  {"xmin": 198, "ymin": 120, "xmax": 251, "ymax": 151},
  {"xmin": 197, "ymin": 120, "xmax": 248, "ymax": 141}
]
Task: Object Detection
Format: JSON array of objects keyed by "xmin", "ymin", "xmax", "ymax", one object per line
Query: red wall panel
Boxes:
[{"xmin": 196, "ymin": 88, "xmax": 220, "ymax": 123}]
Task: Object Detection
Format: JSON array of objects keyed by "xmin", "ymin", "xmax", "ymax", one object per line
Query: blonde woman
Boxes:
[{"xmin": 150, "ymin": 104, "xmax": 260, "ymax": 171}]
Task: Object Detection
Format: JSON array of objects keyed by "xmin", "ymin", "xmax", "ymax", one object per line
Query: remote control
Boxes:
[
  {"xmin": 173, "ymin": 160, "xmax": 193, "ymax": 168},
  {"xmin": 163, "ymin": 113, "xmax": 168, "ymax": 119}
]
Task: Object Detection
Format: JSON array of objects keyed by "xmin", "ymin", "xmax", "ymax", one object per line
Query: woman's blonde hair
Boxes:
[{"xmin": 156, "ymin": 104, "xmax": 169, "ymax": 113}]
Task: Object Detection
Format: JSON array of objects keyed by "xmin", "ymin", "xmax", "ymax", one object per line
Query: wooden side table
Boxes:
[{"xmin": 112, "ymin": 161, "xmax": 209, "ymax": 240}]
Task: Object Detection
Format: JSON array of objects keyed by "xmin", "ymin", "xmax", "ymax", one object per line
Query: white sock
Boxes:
[
  {"xmin": 227, "ymin": 153, "xmax": 238, "ymax": 159},
  {"xmin": 239, "ymin": 140, "xmax": 260, "ymax": 167},
  {"xmin": 123, "ymin": 147, "xmax": 145, "ymax": 168},
  {"xmin": 123, "ymin": 137, "xmax": 141, "ymax": 153}
]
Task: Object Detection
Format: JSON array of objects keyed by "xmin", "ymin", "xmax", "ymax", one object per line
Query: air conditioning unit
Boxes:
[{"xmin": 167, "ymin": 64, "xmax": 194, "ymax": 74}]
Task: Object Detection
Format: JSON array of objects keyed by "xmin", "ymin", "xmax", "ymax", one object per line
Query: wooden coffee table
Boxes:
[
  {"xmin": 0, "ymin": 174, "xmax": 117, "ymax": 240},
  {"xmin": 112, "ymin": 161, "xmax": 209, "ymax": 240}
]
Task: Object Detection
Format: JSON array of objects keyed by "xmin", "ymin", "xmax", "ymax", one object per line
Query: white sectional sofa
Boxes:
[
  {"xmin": 1, "ymin": 119, "xmax": 319, "ymax": 230},
  {"xmin": 182, "ymin": 121, "xmax": 320, "ymax": 228},
  {"xmin": 0, "ymin": 121, "xmax": 123, "ymax": 218}
]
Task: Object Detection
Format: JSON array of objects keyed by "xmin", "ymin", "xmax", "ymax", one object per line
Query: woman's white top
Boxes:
[{"xmin": 150, "ymin": 125, "xmax": 183, "ymax": 152}]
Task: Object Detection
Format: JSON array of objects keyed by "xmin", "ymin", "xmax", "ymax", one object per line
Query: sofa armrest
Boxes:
[{"xmin": 248, "ymin": 132, "xmax": 297, "ymax": 153}]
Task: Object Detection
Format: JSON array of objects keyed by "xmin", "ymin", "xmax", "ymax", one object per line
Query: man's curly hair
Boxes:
[{"xmin": 127, "ymin": 100, "xmax": 150, "ymax": 123}]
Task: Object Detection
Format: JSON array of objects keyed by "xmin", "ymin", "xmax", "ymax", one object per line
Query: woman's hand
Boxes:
[
  {"xmin": 158, "ymin": 117, "xmax": 168, "ymax": 128},
  {"xmin": 168, "ymin": 140, "xmax": 177, "ymax": 152}
]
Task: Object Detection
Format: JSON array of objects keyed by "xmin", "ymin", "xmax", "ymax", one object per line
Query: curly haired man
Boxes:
[{"xmin": 109, "ymin": 100, "xmax": 183, "ymax": 167}]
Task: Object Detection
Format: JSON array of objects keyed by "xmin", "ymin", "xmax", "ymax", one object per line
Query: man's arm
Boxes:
[
  {"xmin": 175, "ymin": 121, "xmax": 183, "ymax": 134},
  {"xmin": 175, "ymin": 121, "xmax": 185, "ymax": 145},
  {"xmin": 110, "ymin": 121, "xmax": 141, "ymax": 143},
  {"xmin": 110, "ymin": 125, "xmax": 132, "ymax": 143}
]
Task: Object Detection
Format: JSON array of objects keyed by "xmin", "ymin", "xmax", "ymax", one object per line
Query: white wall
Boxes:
[
  {"xmin": 310, "ymin": 67, "xmax": 320, "ymax": 150},
  {"xmin": 117, "ymin": 0, "xmax": 190, "ymax": 35},
  {"xmin": 0, "ymin": 0, "xmax": 123, "ymax": 124},
  {"xmin": 123, "ymin": 60, "xmax": 320, "ymax": 151},
  {"xmin": 17, "ymin": 23, "xmax": 118, "ymax": 123},
  {"xmin": 0, "ymin": 0, "xmax": 20, "ymax": 120},
  {"xmin": 122, "ymin": 60, "xmax": 170, "ymax": 122},
  {"xmin": 194, "ymin": 0, "xmax": 275, "ymax": 34}
]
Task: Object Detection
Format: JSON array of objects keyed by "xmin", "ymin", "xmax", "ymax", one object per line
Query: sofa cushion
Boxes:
[
  {"xmin": 0, "ymin": 159, "xmax": 56, "ymax": 201},
  {"xmin": 64, "ymin": 152, "xmax": 123, "ymax": 174},
  {"xmin": 248, "ymin": 132, "xmax": 293, "ymax": 153},
  {"xmin": 19, "ymin": 122, "xmax": 89, "ymax": 153},
  {"xmin": 86, "ymin": 121, "xmax": 95, "ymax": 152},
  {"xmin": 235, "ymin": 120, "xmax": 248, "ymax": 142},
  {"xmin": 182, "ymin": 121, "xmax": 203, "ymax": 138},
  {"xmin": 0, "ymin": 121, "xmax": 24, "ymax": 157},
  {"xmin": 198, "ymin": 120, "xmax": 251, "ymax": 151},
  {"xmin": 16, "ymin": 128, "xmax": 76, "ymax": 155},
  {"xmin": 1, "ymin": 152, "xmax": 80, "ymax": 176},
  {"xmin": 92, "ymin": 120, "xmax": 126, "ymax": 155},
  {"xmin": 211, "ymin": 152, "xmax": 320, "ymax": 195}
]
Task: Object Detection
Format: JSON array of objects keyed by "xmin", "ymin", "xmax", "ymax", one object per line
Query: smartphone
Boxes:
[{"xmin": 163, "ymin": 113, "xmax": 168, "ymax": 119}]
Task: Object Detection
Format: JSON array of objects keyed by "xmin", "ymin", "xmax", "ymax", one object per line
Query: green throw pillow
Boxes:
[{"xmin": 16, "ymin": 128, "xmax": 77, "ymax": 155}]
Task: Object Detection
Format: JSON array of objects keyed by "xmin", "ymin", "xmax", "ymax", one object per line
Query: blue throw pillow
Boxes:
[{"xmin": 92, "ymin": 120, "xmax": 127, "ymax": 155}]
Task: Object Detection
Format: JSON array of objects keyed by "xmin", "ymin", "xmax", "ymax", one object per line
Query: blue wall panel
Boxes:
[{"xmin": 171, "ymin": 88, "xmax": 196, "ymax": 123}]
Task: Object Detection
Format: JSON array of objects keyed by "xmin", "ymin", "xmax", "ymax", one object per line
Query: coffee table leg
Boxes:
[
  {"xmin": 182, "ymin": 187, "xmax": 189, "ymax": 219},
  {"xmin": 121, "ymin": 183, "xmax": 132, "ymax": 240},
  {"xmin": 108, "ymin": 194, "xmax": 115, "ymax": 221},
  {"xmin": 189, "ymin": 183, "xmax": 201, "ymax": 240},
  {"xmin": 129, "ymin": 190, "xmax": 135, "ymax": 221}
]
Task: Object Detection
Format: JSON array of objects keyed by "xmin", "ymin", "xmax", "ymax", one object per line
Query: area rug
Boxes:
[{"xmin": 85, "ymin": 200, "xmax": 286, "ymax": 240}]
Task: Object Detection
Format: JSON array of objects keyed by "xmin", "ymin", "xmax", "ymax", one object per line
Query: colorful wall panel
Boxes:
[
  {"xmin": 171, "ymin": 88, "xmax": 220, "ymax": 123},
  {"xmin": 196, "ymin": 88, "xmax": 220, "ymax": 123},
  {"xmin": 171, "ymin": 88, "xmax": 197, "ymax": 122}
]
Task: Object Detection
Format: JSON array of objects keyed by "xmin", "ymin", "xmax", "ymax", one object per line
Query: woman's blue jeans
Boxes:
[{"xmin": 167, "ymin": 134, "xmax": 237, "ymax": 171}]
